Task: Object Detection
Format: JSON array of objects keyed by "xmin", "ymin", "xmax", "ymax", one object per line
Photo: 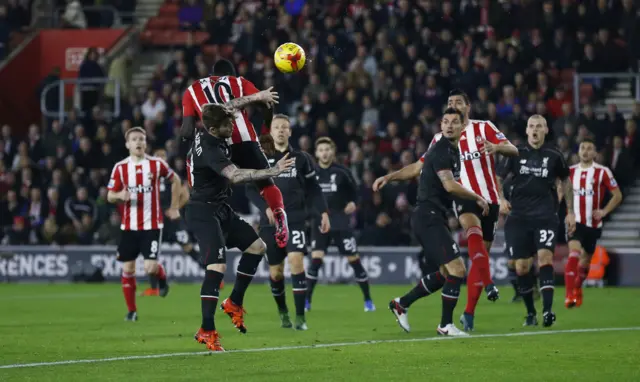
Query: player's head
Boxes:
[
  {"xmin": 440, "ymin": 107, "xmax": 465, "ymax": 141},
  {"xmin": 315, "ymin": 137, "xmax": 336, "ymax": 165},
  {"xmin": 213, "ymin": 59, "xmax": 236, "ymax": 77},
  {"xmin": 125, "ymin": 127, "xmax": 147, "ymax": 157},
  {"xmin": 447, "ymin": 89, "xmax": 471, "ymax": 121},
  {"xmin": 270, "ymin": 114, "xmax": 291, "ymax": 147},
  {"xmin": 526, "ymin": 114, "xmax": 548, "ymax": 146},
  {"xmin": 153, "ymin": 148, "xmax": 167, "ymax": 161},
  {"xmin": 202, "ymin": 104, "xmax": 234, "ymax": 138},
  {"xmin": 578, "ymin": 138, "xmax": 597, "ymax": 164}
]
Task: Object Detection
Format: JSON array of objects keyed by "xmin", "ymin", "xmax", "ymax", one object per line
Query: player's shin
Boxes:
[
  {"xmin": 441, "ymin": 275, "xmax": 463, "ymax": 327},
  {"xmin": 121, "ymin": 269, "xmax": 137, "ymax": 314},
  {"xmin": 575, "ymin": 258, "xmax": 590, "ymax": 289},
  {"xmin": 201, "ymin": 269, "xmax": 224, "ymax": 331},
  {"xmin": 516, "ymin": 262, "xmax": 537, "ymax": 316},
  {"xmin": 269, "ymin": 269, "xmax": 288, "ymax": 313},
  {"xmin": 539, "ymin": 263, "xmax": 555, "ymax": 313},
  {"xmin": 348, "ymin": 256, "xmax": 372, "ymax": 303},
  {"xmin": 230, "ymin": 253, "xmax": 263, "ymax": 306},
  {"xmin": 306, "ymin": 257, "xmax": 323, "ymax": 304},
  {"xmin": 565, "ymin": 249, "xmax": 580, "ymax": 297},
  {"xmin": 291, "ymin": 272, "xmax": 307, "ymax": 317},
  {"xmin": 399, "ymin": 271, "xmax": 445, "ymax": 308},
  {"xmin": 466, "ymin": 226, "xmax": 495, "ymax": 288},
  {"xmin": 464, "ymin": 263, "xmax": 482, "ymax": 315},
  {"xmin": 507, "ymin": 261, "xmax": 520, "ymax": 300}
]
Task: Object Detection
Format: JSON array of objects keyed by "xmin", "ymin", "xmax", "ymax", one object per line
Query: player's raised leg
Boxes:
[{"xmin": 221, "ymin": 214, "xmax": 267, "ymax": 334}]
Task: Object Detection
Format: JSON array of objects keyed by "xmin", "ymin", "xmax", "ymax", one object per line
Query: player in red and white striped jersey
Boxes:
[
  {"xmin": 565, "ymin": 139, "xmax": 622, "ymax": 308},
  {"xmin": 180, "ymin": 59, "xmax": 290, "ymax": 249},
  {"xmin": 431, "ymin": 90, "xmax": 519, "ymax": 331},
  {"xmin": 107, "ymin": 127, "xmax": 183, "ymax": 322}
]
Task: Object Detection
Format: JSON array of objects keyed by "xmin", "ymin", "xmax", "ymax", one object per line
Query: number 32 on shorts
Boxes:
[{"xmin": 538, "ymin": 229, "xmax": 554, "ymax": 247}]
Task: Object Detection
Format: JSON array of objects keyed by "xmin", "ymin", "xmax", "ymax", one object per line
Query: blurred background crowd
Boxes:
[{"xmin": 1, "ymin": 0, "xmax": 640, "ymax": 247}]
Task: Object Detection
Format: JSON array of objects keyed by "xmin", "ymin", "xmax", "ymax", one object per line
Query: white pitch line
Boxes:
[{"xmin": 1, "ymin": 326, "xmax": 639, "ymax": 370}]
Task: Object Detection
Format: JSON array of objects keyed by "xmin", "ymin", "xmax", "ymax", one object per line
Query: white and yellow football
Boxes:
[{"xmin": 274, "ymin": 42, "xmax": 306, "ymax": 73}]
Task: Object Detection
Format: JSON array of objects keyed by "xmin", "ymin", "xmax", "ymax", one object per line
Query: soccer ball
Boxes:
[{"xmin": 274, "ymin": 42, "xmax": 306, "ymax": 73}]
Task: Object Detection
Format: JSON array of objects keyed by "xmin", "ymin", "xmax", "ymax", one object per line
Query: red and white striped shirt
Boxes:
[
  {"xmin": 182, "ymin": 75, "xmax": 259, "ymax": 144},
  {"xmin": 570, "ymin": 163, "xmax": 618, "ymax": 228},
  {"xmin": 107, "ymin": 155, "xmax": 175, "ymax": 231},
  {"xmin": 426, "ymin": 119, "xmax": 508, "ymax": 205}
]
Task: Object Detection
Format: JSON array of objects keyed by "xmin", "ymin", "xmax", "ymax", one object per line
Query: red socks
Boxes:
[
  {"xmin": 464, "ymin": 262, "xmax": 482, "ymax": 315},
  {"xmin": 467, "ymin": 227, "xmax": 493, "ymax": 286},
  {"xmin": 121, "ymin": 271, "xmax": 137, "ymax": 313},
  {"xmin": 564, "ymin": 251, "xmax": 580, "ymax": 295},
  {"xmin": 157, "ymin": 264, "xmax": 166, "ymax": 281},
  {"xmin": 260, "ymin": 184, "xmax": 284, "ymax": 211},
  {"xmin": 576, "ymin": 265, "xmax": 589, "ymax": 289},
  {"xmin": 464, "ymin": 227, "xmax": 493, "ymax": 315}
]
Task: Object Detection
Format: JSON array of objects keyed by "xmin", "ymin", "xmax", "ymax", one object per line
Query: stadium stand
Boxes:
[{"xmin": 1, "ymin": 0, "xmax": 640, "ymax": 248}]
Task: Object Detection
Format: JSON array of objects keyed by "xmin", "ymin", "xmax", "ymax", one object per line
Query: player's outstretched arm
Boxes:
[
  {"xmin": 438, "ymin": 169, "xmax": 489, "ymax": 215},
  {"xmin": 216, "ymin": 87, "xmax": 279, "ymax": 113},
  {"xmin": 373, "ymin": 160, "xmax": 424, "ymax": 191},
  {"xmin": 221, "ymin": 153, "xmax": 295, "ymax": 184}
]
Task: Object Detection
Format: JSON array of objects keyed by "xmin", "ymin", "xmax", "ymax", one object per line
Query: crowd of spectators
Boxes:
[{"xmin": 2, "ymin": 0, "xmax": 640, "ymax": 246}]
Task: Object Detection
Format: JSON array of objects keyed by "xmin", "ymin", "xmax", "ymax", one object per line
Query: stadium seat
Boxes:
[{"xmin": 158, "ymin": 3, "xmax": 179, "ymax": 17}]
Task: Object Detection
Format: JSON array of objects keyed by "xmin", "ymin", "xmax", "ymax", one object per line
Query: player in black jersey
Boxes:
[
  {"xmin": 140, "ymin": 148, "xmax": 207, "ymax": 297},
  {"xmin": 306, "ymin": 137, "xmax": 375, "ymax": 312},
  {"xmin": 187, "ymin": 103, "xmax": 295, "ymax": 352},
  {"xmin": 497, "ymin": 115, "xmax": 575, "ymax": 328},
  {"xmin": 247, "ymin": 114, "xmax": 330, "ymax": 330},
  {"xmin": 377, "ymin": 108, "xmax": 489, "ymax": 336}
]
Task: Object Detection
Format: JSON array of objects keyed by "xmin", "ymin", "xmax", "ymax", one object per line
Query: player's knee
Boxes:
[
  {"xmin": 515, "ymin": 259, "xmax": 531, "ymax": 275},
  {"xmin": 269, "ymin": 264, "xmax": 284, "ymax": 281},
  {"xmin": 579, "ymin": 252, "xmax": 592, "ymax": 266},
  {"xmin": 246, "ymin": 238, "xmax": 267, "ymax": 255},
  {"xmin": 346, "ymin": 254, "xmax": 359, "ymax": 262},
  {"xmin": 568, "ymin": 240, "xmax": 582, "ymax": 252},
  {"xmin": 122, "ymin": 260, "xmax": 136, "ymax": 273},
  {"xmin": 445, "ymin": 257, "xmax": 466, "ymax": 278},
  {"xmin": 144, "ymin": 260, "xmax": 158, "ymax": 275},
  {"xmin": 507, "ymin": 259, "xmax": 516, "ymax": 269},
  {"xmin": 288, "ymin": 252, "xmax": 304, "ymax": 274},
  {"xmin": 182, "ymin": 243, "xmax": 194, "ymax": 252},
  {"xmin": 537, "ymin": 250, "xmax": 553, "ymax": 266},
  {"xmin": 311, "ymin": 250, "xmax": 325, "ymax": 259},
  {"xmin": 206, "ymin": 263, "xmax": 226, "ymax": 273},
  {"xmin": 459, "ymin": 213, "xmax": 481, "ymax": 231}
]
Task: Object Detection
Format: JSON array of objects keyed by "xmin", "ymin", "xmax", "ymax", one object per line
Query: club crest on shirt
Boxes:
[{"xmin": 475, "ymin": 135, "xmax": 483, "ymax": 143}]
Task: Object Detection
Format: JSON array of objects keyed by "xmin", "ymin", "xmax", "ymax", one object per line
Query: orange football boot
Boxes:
[
  {"xmin": 140, "ymin": 288, "xmax": 159, "ymax": 297},
  {"xmin": 194, "ymin": 328, "xmax": 224, "ymax": 352},
  {"xmin": 220, "ymin": 298, "xmax": 247, "ymax": 333}
]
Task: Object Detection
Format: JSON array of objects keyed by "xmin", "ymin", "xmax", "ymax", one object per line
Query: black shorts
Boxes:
[
  {"xmin": 117, "ymin": 229, "xmax": 162, "ymax": 262},
  {"xmin": 231, "ymin": 141, "xmax": 274, "ymax": 187},
  {"xmin": 261, "ymin": 221, "xmax": 308, "ymax": 266},
  {"xmin": 505, "ymin": 215, "xmax": 558, "ymax": 260},
  {"xmin": 162, "ymin": 218, "xmax": 191, "ymax": 245},
  {"xmin": 311, "ymin": 227, "xmax": 358, "ymax": 255},
  {"xmin": 568, "ymin": 223, "xmax": 602, "ymax": 254},
  {"xmin": 412, "ymin": 208, "xmax": 461, "ymax": 266},
  {"xmin": 453, "ymin": 199, "xmax": 500, "ymax": 242},
  {"xmin": 185, "ymin": 201, "xmax": 259, "ymax": 266}
]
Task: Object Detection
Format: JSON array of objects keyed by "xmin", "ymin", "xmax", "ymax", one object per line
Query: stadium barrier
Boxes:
[
  {"xmin": 572, "ymin": 72, "xmax": 640, "ymax": 117},
  {"xmin": 1, "ymin": 246, "xmax": 638, "ymax": 286},
  {"xmin": 40, "ymin": 77, "xmax": 122, "ymax": 122}
]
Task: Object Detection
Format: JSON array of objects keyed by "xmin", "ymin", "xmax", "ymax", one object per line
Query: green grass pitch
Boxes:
[{"xmin": 1, "ymin": 283, "xmax": 639, "ymax": 381}]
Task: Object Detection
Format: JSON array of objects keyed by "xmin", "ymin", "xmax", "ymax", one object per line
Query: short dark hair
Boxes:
[
  {"xmin": 213, "ymin": 59, "xmax": 236, "ymax": 76},
  {"xmin": 273, "ymin": 114, "xmax": 290, "ymax": 123},
  {"xmin": 580, "ymin": 138, "xmax": 596, "ymax": 147},
  {"xmin": 201, "ymin": 104, "xmax": 234, "ymax": 131},
  {"xmin": 448, "ymin": 89, "xmax": 471, "ymax": 105},
  {"xmin": 442, "ymin": 107, "xmax": 464, "ymax": 122}
]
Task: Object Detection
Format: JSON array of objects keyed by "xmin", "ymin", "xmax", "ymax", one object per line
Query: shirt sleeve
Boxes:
[
  {"xmin": 484, "ymin": 121, "xmax": 508, "ymax": 144},
  {"xmin": 603, "ymin": 167, "xmax": 619, "ymax": 191},
  {"xmin": 240, "ymin": 77, "xmax": 260, "ymax": 96},
  {"xmin": 182, "ymin": 88, "xmax": 198, "ymax": 118},
  {"xmin": 419, "ymin": 151, "xmax": 427, "ymax": 163},
  {"xmin": 157, "ymin": 159, "xmax": 175, "ymax": 180},
  {"xmin": 496, "ymin": 155, "xmax": 514, "ymax": 179},
  {"xmin": 555, "ymin": 153, "xmax": 570, "ymax": 180},
  {"xmin": 204, "ymin": 145, "xmax": 233, "ymax": 176},
  {"xmin": 107, "ymin": 164, "xmax": 123, "ymax": 192}
]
